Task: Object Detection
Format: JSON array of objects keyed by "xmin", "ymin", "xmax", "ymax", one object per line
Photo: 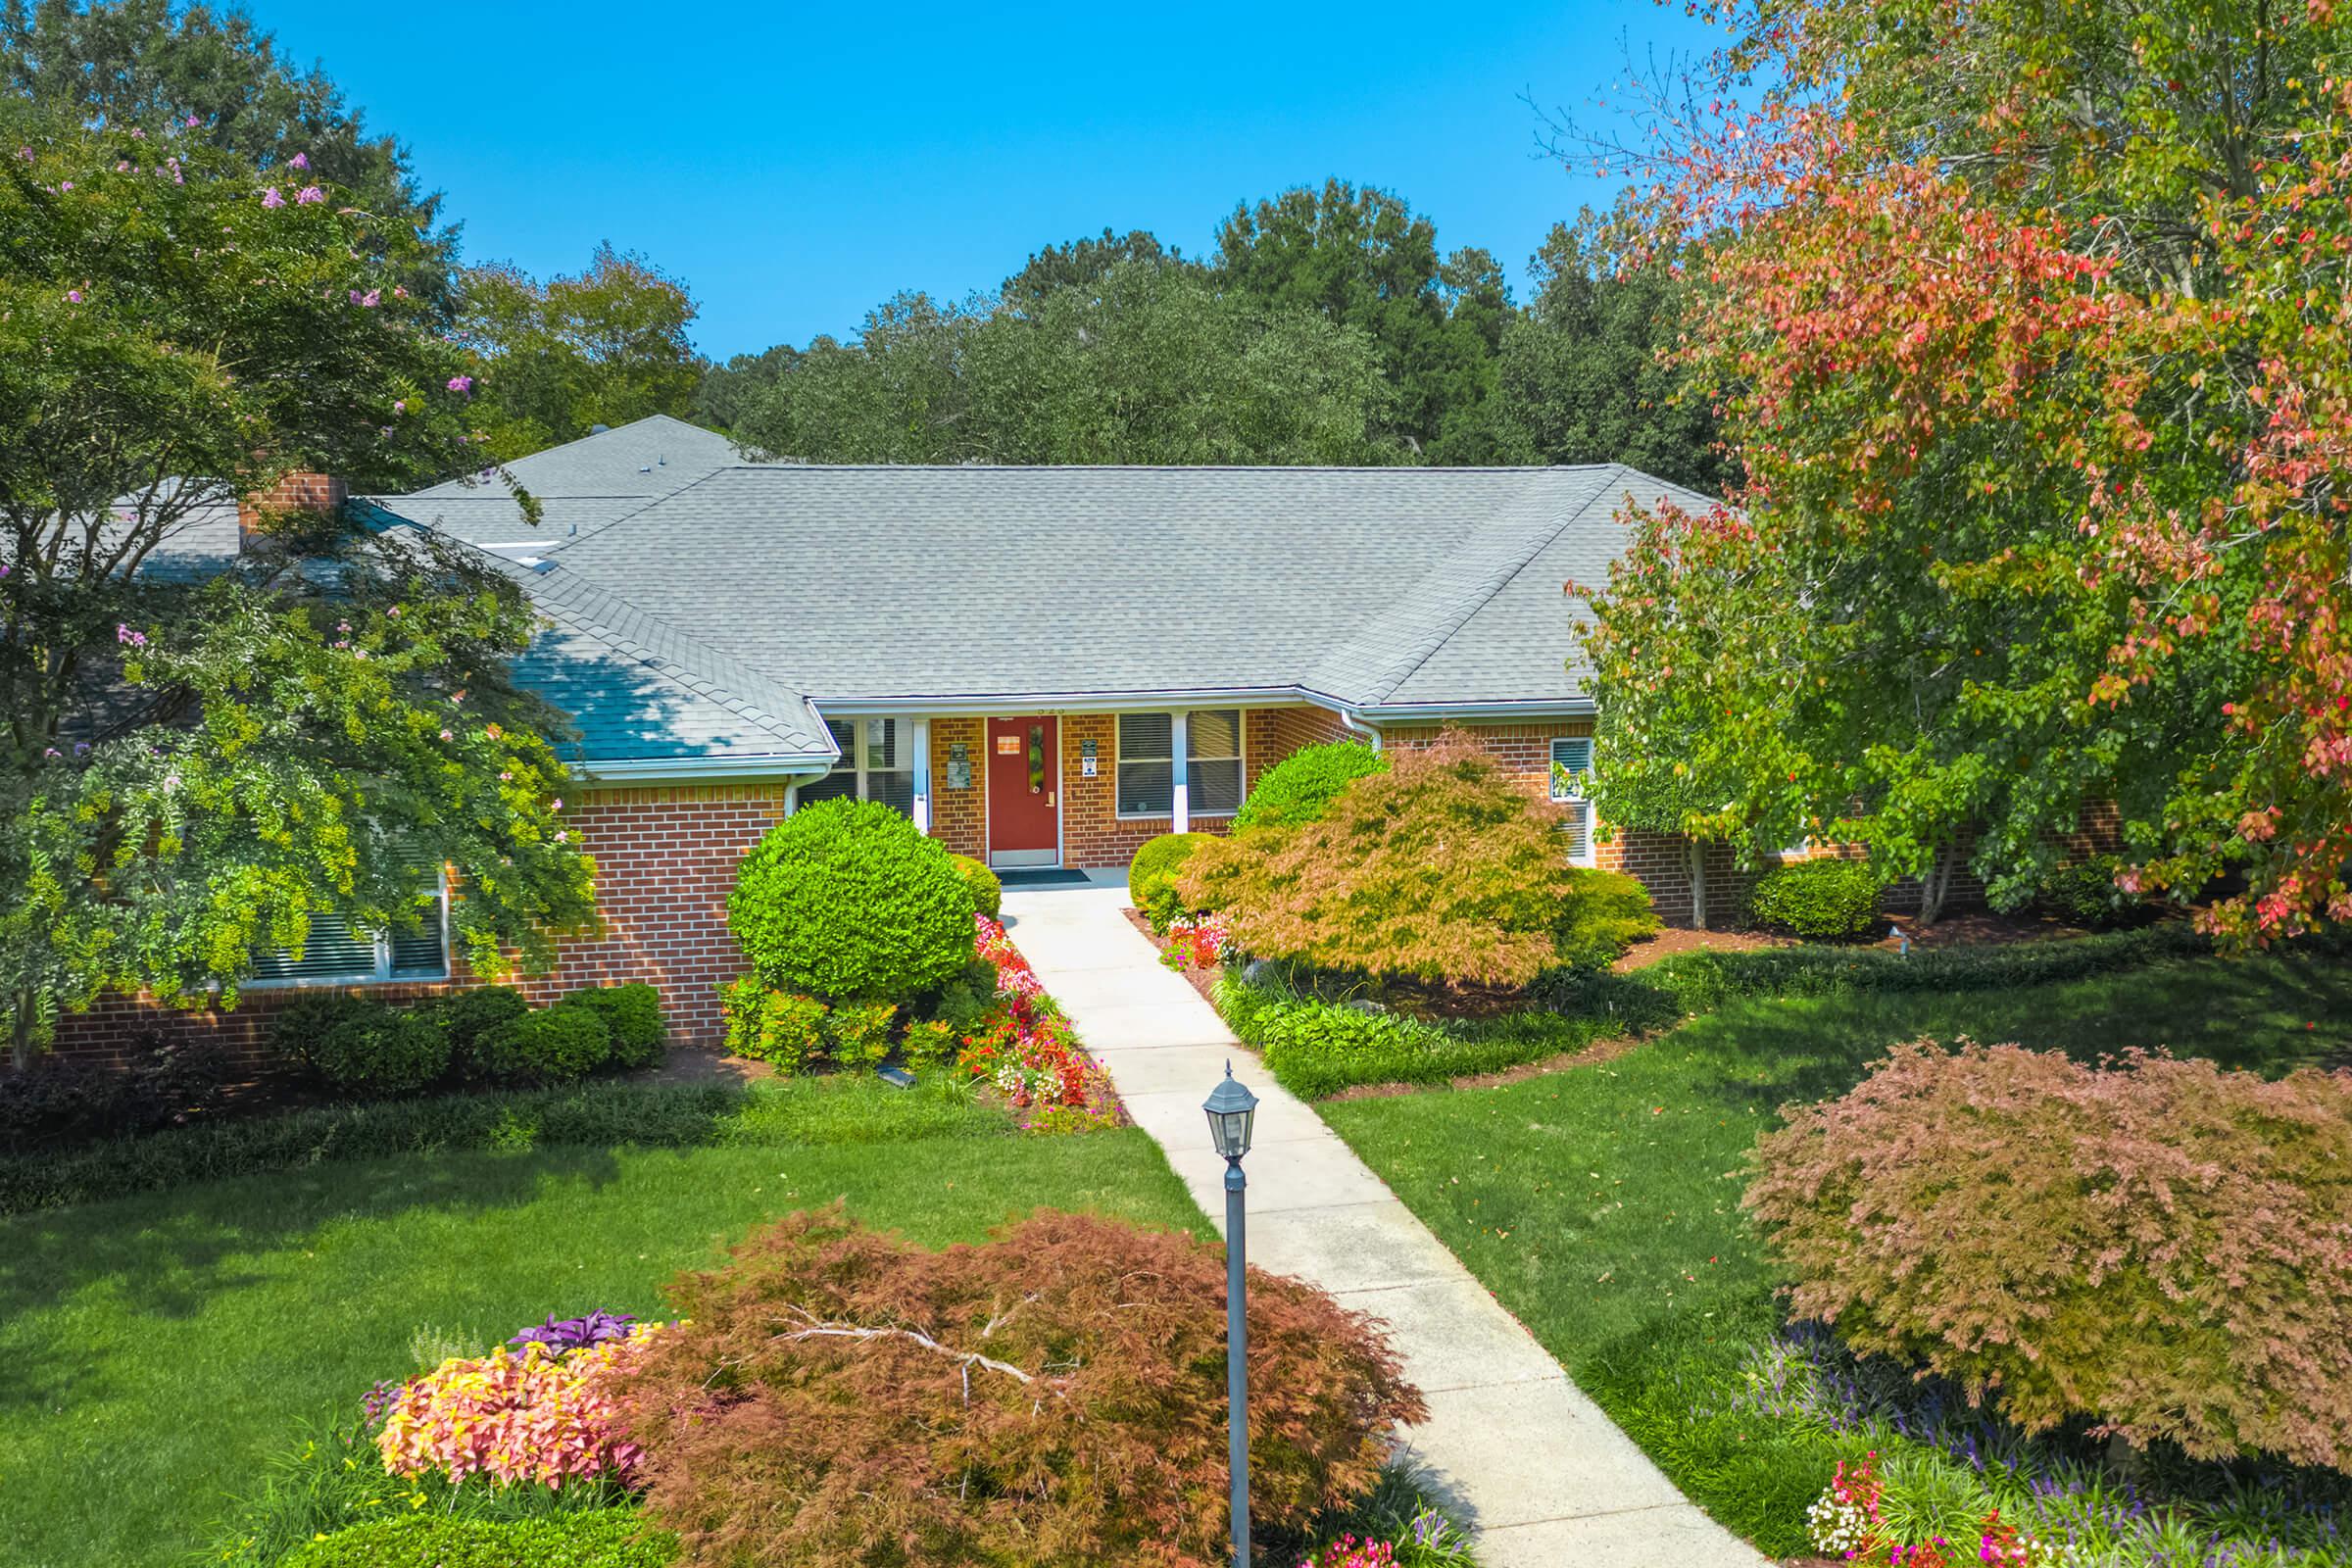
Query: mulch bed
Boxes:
[{"xmin": 1613, "ymin": 925, "xmax": 1794, "ymax": 970}]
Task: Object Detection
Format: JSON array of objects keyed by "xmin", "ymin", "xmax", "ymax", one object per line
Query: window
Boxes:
[
  {"xmin": 1116, "ymin": 710, "xmax": 1243, "ymax": 818},
  {"xmin": 1549, "ymin": 736, "xmax": 1595, "ymax": 865},
  {"xmin": 248, "ymin": 871, "xmax": 450, "ymax": 985},
  {"xmin": 802, "ymin": 717, "xmax": 914, "ymax": 813}
]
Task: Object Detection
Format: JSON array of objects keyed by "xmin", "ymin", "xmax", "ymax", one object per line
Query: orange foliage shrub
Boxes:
[
  {"xmin": 1747, "ymin": 1040, "xmax": 2352, "ymax": 1470},
  {"xmin": 620, "ymin": 1206, "xmax": 1423, "ymax": 1568},
  {"xmin": 1175, "ymin": 731, "xmax": 1656, "ymax": 988}
]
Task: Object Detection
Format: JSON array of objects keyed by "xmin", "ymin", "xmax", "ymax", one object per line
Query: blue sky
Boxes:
[{"xmin": 243, "ymin": 1, "xmax": 1714, "ymax": 359}]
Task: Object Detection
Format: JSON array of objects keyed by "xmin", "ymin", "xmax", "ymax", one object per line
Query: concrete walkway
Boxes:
[{"xmin": 1001, "ymin": 878, "xmax": 1765, "ymax": 1568}]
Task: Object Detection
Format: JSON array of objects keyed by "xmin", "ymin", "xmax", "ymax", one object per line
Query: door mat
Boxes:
[{"xmin": 994, "ymin": 867, "xmax": 1095, "ymax": 888}]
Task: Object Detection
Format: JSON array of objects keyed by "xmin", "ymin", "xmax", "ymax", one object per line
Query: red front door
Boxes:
[{"xmin": 986, "ymin": 716, "xmax": 1059, "ymax": 866}]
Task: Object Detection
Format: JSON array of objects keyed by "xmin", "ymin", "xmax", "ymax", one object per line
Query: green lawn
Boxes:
[
  {"xmin": 1319, "ymin": 947, "xmax": 2352, "ymax": 1554},
  {"xmin": 0, "ymin": 1119, "xmax": 1203, "ymax": 1568}
]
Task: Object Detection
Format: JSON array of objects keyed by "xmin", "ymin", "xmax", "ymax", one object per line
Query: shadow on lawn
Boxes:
[
  {"xmin": 1665, "ymin": 952, "xmax": 2352, "ymax": 1123},
  {"xmin": 0, "ymin": 1144, "xmax": 631, "ymax": 1416}
]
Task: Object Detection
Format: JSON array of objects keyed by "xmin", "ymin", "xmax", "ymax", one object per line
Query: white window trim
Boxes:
[
  {"xmin": 803, "ymin": 716, "xmax": 917, "ymax": 813},
  {"xmin": 1115, "ymin": 709, "xmax": 1245, "ymax": 822},
  {"xmin": 1549, "ymin": 736, "xmax": 1597, "ymax": 869},
  {"xmin": 244, "ymin": 872, "xmax": 453, "ymax": 988}
]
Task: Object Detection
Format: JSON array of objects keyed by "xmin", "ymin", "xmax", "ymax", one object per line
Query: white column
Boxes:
[
  {"xmin": 1170, "ymin": 710, "xmax": 1190, "ymax": 835},
  {"xmin": 909, "ymin": 716, "xmax": 932, "ymax": 834}
]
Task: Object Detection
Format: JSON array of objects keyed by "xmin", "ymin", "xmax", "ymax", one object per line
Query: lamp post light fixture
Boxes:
[{"xmin": 1204, "ymin": 1062, "xmax": 1259, "ymax": 1568}]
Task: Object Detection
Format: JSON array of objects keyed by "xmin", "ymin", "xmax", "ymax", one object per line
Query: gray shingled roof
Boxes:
[
  {"xmin": 367, "ymin": 427, "xmax": 1710, "ymax": 767},
  {"xmin": 369, "ymin": 415, "xmax": 748, "ymax": 550}
]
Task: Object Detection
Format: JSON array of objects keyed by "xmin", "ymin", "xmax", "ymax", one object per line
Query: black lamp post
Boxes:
[{"xmin": 1204, "ymin": 1062, "xmax": 1259, "ymax": 1568}]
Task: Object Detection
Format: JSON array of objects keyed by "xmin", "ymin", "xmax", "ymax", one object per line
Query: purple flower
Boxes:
[
  {"xmin": 439, "ymin": 729, "xmax": 454, "ymax": 742},
  {"xmin": 446, "ymin": 374, "xmax": 473, "ymax": 395},
  {"xmin": 115, "ymin": 622, "xmax": 148, "ymax": 648},
  {"xmin": 290, "ymin": 152, "xmax": 310, "ymax": 170},
  {"xmin": 294, "ymin": 185, "xmax": 324, "ymax": 205},
  {"xmin": 43, "ymin": 748, "xmax": 60, "ymax": 760},
  {"xmin": 260, "ymin": 186, "xmax": 284, "ymax": 209},
  {"xmin": 164, "ymin": 773, "xmax": 180, "ymax": 791},
  {"xmin": 73, "ymin": 743, "xmax": 89, "ymax": 757},
  {"xmin": 64, "ymin": 289, "xmax": 81, "ymax": 304},
  {"xmin": 57, "ymin": 179, "xmax": 71, "ymax": 191},
  {"xmin": 359, "ymin": 289, "xmax": 380, "ymax": 308},
  {"xmin": 510, "ymin": 1310, "xmax": 636, "ymax": 1354},
  {"xmin": 392, "ymin": 400, "xmax": 406, "ymax": 415},
  {"xmin": 184, "ymin": 113, "xmax": 200, "ymax": 127}
]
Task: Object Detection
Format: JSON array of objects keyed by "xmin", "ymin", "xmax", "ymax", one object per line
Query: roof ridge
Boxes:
[{"xmin": 1357, "ymin": 468, "xmax": 1632, "ymax": 708}]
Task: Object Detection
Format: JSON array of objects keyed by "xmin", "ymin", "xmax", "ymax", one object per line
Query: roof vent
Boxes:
[{"xmin": 589, "ymin": 422, "xmax": 611, "ymax": 434}]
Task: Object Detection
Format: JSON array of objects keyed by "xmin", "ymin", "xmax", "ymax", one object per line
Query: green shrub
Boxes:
[
  {"xmin": 427, "ymin": 986, "xmax": 531, "ymax": 1076},
  {"xmin": 902, "ymin": 1018, "xmax": 956, "ymax": 1068},
  {"xmin": 2, "ymin": 1077, "xmax": 1007, "ymax": 1216},
  {"xmin": 283, "ymin": 1511, "xmax": 676, "ymax": 1568},
  {"xmin": 1214, "ymin": 974, "xmax": 1617, "ymax": 1099},
  {"xmin": 1748, "ymin": 1041, "xmax": 2352, "ymax": 1468},
  {"xmin": 566, "ymin": 983, "xmax": 666, "ymax": 1069},
  {"xmin": 1744, "ymin": 857, "xmax": 1886, "ymax": 939},
  {"xmin": 1231, "ymin": 740, "xmax": 1389, "ymax": 831},
  {"xmin": 308, "ymin": 1004, "xmax": 451, "ymax": 1096},
  {"xmin": 717, "ymin": 981, "xmax": 829, "ymax": 1072},
  {"xmin": 1128, "ymin": 831, "xmax": 1214, "ymax": 934},
  {"xmin": 728, "ymin": 799, "xmax": 975, "ymax": 1003},
  {"xmin": 825, "ymin": 1001, "xmax": 897, "ymax": 1068},
  {"xmin": 269, "ymin": 992, "xmax": 372, "ymax": 1063},
  {"xmin": 474, "ymin": 1002, "xmax": 612, "ymax": 1083},
  {"xmin": 950, "ymin": 854, "xmax": 1003, "ymax": 919},
  {"xmin": 2036, "ymin": 855, "xmax": 2151, "ymax": 929},
  {"xmin": 1554, "ymin": 867, "xmax": 1663, "ymax": 969}
]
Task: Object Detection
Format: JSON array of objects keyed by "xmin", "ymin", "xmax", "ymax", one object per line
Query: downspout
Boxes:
[{"xmin": 1338, "ymin": 710, "xmax": 1384, "ymax": 751}]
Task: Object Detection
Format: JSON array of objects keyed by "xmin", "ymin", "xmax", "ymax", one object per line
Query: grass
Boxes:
[
  {"xmin": 1318, "ymin": 946, "xmax": 2352, "ymax": 1555},
  {"xmin": 0, "ymin": 1080, "xmax": 1203, "ymax": 1568}
]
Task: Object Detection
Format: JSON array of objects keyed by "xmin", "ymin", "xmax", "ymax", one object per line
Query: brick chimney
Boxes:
[{"xmin": 237, "ymin": 470, "xmax": 348, "ymax": 551}]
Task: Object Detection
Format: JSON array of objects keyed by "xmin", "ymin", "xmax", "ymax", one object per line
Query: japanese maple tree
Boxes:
[{"xmin": 1571, "ymin": 0, "xmax": 2350, "ymax": 937}]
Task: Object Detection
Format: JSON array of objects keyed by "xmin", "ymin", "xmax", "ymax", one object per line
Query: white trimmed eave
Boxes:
[
  {"xmin": 574, "ymin": 753, "xmax": 835, "ymax": 783},
  {"xmin": 808, "ymin": 686, "xmax": 1309, "ymax": 716},
  {"xmin": 1339, "ymin": 696, "xmax": 1598, "ymax": 723}
]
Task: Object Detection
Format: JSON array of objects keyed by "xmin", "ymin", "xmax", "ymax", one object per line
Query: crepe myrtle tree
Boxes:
[
  {"xmin": 0, "ymin": 110, "xmax": 591, "ymax": 1062},
  {"xmin": 1561, "ymin": 0, "xmax": 2341, "ymax": 939}
]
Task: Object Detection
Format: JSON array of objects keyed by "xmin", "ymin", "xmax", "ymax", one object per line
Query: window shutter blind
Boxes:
[
  {"xmin": 1560, "ymin": 800, "xmax": 1592, "ymax": 861},
  {"xmin": 1549, "ymin": 737, "xmax": 1594, "ymax": 800},
  {"xmin": 249, "ymin": 911, "xmax": 378, "ymax": 982}
]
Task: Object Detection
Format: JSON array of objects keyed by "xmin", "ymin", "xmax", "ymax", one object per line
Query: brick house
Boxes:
[{"xmin": 62, "ymin": 417, "xmax": 1776, "ymax": 1058}]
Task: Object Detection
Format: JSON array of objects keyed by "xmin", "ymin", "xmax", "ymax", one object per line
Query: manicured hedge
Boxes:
[
  {"xmin": 0, "ymin": 1076, "xmax": 1007, "ymax": 1216},
  {"xmin": 475, "ymin": 1000, "xmax": 612, "ymax": 1083},
  {"xmin": 1744, "ymin": 857, "xmax": 1886, "ymax": 940},
  {"xmin": 309, "ymin": 1005, "xmax": 450, "ymax": 1095},
  {"xmin": 566, "ymin": 983, "xmax": 666, "ymax": 1069},
  {"xmin": 1128, "ymin": 831, "xmax": 1214, "ymax": 934},
  {"xmin": 729, "ymin": 799, "xmax": 975, "ymax": 1003},
  {"xmin": 951, "ymin": 854, "xmax": 1004, "ymax": 919},
  {"xmin": 283, "ymin": 1510, "xmax": 676, "ymax": 1568},
  {"xmin": 1229, "ymin": 740, "xmax": 1389, "ymax": 831},
  {"xmin": 1213, "ymin": 975, "xmax": 1617, "ymax": 1099}
]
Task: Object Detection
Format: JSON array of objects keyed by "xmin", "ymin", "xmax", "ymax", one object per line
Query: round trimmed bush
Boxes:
[
  {"xmin": 474, "ymin": 1002, "xmax": 612, "ymax": 1083},
  {"xmin": 1230, "ymin": 740, "xmax": 1389, "ymax": 831},
  {"xmin": 2037, "ymin": 855, "xmax": 2150, "ymax": 930},
  {"xmin": 950, "ymin": 854, "xmax": 1003, "ymax": 919},
  {"xmin": 1128, "ymin": 831, "xmax": 1214, "ymax": 934},
  {"xmin": 424, "ymin": 986, "xmax": 530, "ymax": 1077},
  {"xmin": 282, "ymin": 1511, "xmax": 675, "ymax": 1568},
  {"xmin": 1745, "ymin": 856, "xmax": 1885, "ymax": 939},
  {"xmin": 308, "ymin": 1005, "xmax": 451, "ymax": 1096},
  {"xmin": 728, "ymin": 799, "xmax": 976, "ymax": 1004},
  {"xmin": 565, "ymin": 983, "xmax": 666, "ymax": 1069}
]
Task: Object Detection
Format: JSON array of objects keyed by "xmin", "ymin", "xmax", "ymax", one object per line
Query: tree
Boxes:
[
  {"xmin": 459, "ymin": 243, "xmax": 704, "ymax": 462},
  {"xmin": 2, "ymin": 0, "xmax": 454, "ymax": 305},
  {"xmin": 1000, "ymin": 225, "xmax": 1198, "ymax": 313},
  {"xmin": 1568, "ymin": 0, "xmax": 2345, "ymax": 936},
  {"xmin": 694, "ymin": 341, "xmax": 800, "ymax": 433},
  {"xmin": 734, "ymin": 263, "xmax": 1400, "ymax": 466},
  {"xmin": 1494, "ymin": 206, "xmax": 1731, "ymax": 494},
  {"xmin": 0, "ymin": 110, "xmax": 594, "ymax": 1062},
  {"xmin": 1214, "ymin": 179, "xmax": 1511, "ymax": 462}
]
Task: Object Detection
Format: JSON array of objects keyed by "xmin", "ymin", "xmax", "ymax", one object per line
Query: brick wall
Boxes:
[
  {"xmin": 238, "ymin": 469, "xmax": 348, "ymax": 548},
  {"xmin": 927, "ymin": 716, "xmax": 987, "ymax": 859}
]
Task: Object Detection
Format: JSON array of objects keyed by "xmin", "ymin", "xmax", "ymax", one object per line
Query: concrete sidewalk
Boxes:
[{"xmin": 1001, "ymin": 878, "xmax": 1764, "ymax": 1568}]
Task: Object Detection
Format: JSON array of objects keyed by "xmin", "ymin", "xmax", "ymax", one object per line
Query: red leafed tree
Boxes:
[{"xmin": 1568, "ymin": 0, "xmax": 2352, "ymax": 938}]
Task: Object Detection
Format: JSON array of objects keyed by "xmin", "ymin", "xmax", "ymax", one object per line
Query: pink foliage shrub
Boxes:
[
  {"xmin": 1747, "ymin": 1040, "xmax": 2352, "ymax": 1469},
  {"xmin": 376, "ymin": 1323, "xmax": 663, "ymax": 1488}
]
